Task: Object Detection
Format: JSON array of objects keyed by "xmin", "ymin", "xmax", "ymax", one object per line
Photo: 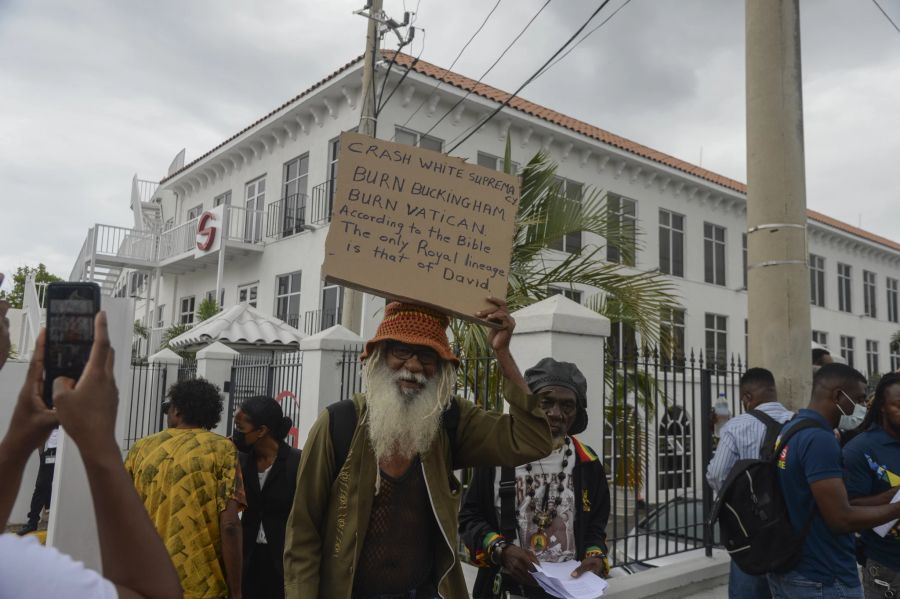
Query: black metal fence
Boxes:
[
  {"xmin": 226, "ymin": 352, "xmax": 303, "ymax": 446},
  {"xmin": 339, "ymin": 345, "xmax": 365, "ymax": 402},
  {"xmin": 604, "ymin": 349, "xmax": 744, "ymax": 570},
  {"xmin": 178, "ymin": 358, "xmax": 197, "ymax": 382},
  {"xmin": 125, "ymin": 362, "xmax": 168, "ymax": 450}
]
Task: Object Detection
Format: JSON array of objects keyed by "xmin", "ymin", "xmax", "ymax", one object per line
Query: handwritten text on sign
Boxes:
[{"xmin": 323, "ymin": 131, "xmax": 520, "ymax": 322}]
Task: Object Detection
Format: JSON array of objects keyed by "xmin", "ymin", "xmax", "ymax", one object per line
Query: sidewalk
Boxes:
[{"xmin": 681, "ymin": 586, "xmax": 727, "ymax": 599}]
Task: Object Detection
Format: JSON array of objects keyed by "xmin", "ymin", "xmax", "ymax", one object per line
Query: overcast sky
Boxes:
[{"xmin": 1, "ymin": 0, "xmax": 898, "ymax": 289}]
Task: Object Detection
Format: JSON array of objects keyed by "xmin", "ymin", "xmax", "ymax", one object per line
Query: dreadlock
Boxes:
[{"xmin": 860, "ymin": 372, "xmax": 900, "ymax": 432}]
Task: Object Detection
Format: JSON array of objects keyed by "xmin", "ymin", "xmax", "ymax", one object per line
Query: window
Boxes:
[
  {"xmin": 326, "ymin": 137, "xmax": 340, "ymax": 206},
  {"xmin": 548, "ymin": 286, "xmax": 583, "ymax": 303},
  {"xmin": 394, "ymin": 126, "xmax": 443, "ymax": 152},
  {"xmin": 888, "ymin": 278, "xmax": 899, "ymax": 324},
  {"xmin": 164, "ymin": 217, "xmax": 175, "ymax": 231},
  {"xmin": 608, "ymin": 321, "xmax": 637, "ymax": 361},
  {"xmin": 179, "ymin": 296, "xmax": 196, "ymax": 325},
  {"xmin": 659, "ymin": 210, "xmax": 684, "ymax": 277},
  {"xmin": 840, "ymin": 335, "xmax": 855, "ymax": 369},
  {"xmin": 275, "ymin": 271, "xmax": 302, "ymax": 328},
  {"xmin": 812, "ymin": 330, "xmax": 828, "ymax": 347},
  {"xmin": 890, "ymin": 341, "xmax": 900, "ymax": 372},
  {"xmin": 863, "ymin": 270, "xmax": 877, "ymax": 318},
  {"xmin": 866, "ymin": 340, "xmax": 879, "ymax": 378},
  {"xmin": 838, "ymin": 263, "xmax": 852, "ymax": 313},
  {"xmin": 660, "ymin": 307, "xmax": 686, "ymax": 370},
  {"xmin": 321, "ymin": 285, "xmax": 343, "ymax": 329},
  {"xmin": 703, "ymin": 223, "xmax": 726, "ymax": 286},
  {"xmin": 657, "ymin": 406, "xmax": 693, "ymax": 491},
  {"xmin": 156, "ymin": 305, "xmax": 165, "ymax": 329},
  {"xmin": 244, "ymin": 176, "xmax": 266, "ymax": 243},
  {"xmin": 607, "ymin": 194, "xmax": 636, "ymax": 266},
  {"xmin": 238, "ymin": 283, "xmax": 258, "ymax": 308},
  {"xmin": 204, "ymin": 289, "xmax": 224, "ymax": 307},
  {"xmin": 705, "ymin": 313, "xmax": 728, "ymax": 371},
  {"xmin": 742, "ymin": 233, "xmax": 748, "ymax": 289},
  {"xmin": 187, "ymin": 204, "xmax": 203, "ymax": 221},
  {"xmin": 809, "ymin": 255, "xmax": 825, "ymax": 307},
  {"xmin": 279, "ymin": 155, "xmax": 309, "ymax": 237},
  {"xmin": 476, "ymin": 152, "xmax": 519, "ymax": 173},
  {"xmin": 547, "ymin": 178, "xmax": 584, "ymax": 254},
  {"xmin": 213, "ymin": 191, "xmax": 231, "ymax": 207}
]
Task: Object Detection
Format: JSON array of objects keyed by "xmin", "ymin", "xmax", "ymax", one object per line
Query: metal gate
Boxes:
[
  {"xmin": 226, "ymin": 352, "xmax": 303, "ymax": 445},
  {"xmin": 125, "ymin": 362, "xmax": 168, "ymax": 450}
]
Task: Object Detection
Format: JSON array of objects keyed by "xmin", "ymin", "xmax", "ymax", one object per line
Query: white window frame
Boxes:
[
  {"xmin": 275, "ymin": 271, "xmax": 302, "ymax": 327},
  {"xmin": 186, "ymin": 204, "xmax": 203, "ymax": 221},
  {"xmin": 238, "ymin": 282, "xmax": 259, "ymax": 308},
  {"xmin": 703, "ymin": 223, "xmax": 726, "ymax": 286},
  {"xmin": 838, "ymin": 263, "xmax": 852, "ymax": 313},
  {"xmin": 214, "ymin": 191, "xmax": 232, "ymax": 207},
  {"xmin": 659, "ymin": 209, "xmax": 684, "ymax": 277},
  {"xmin": 812, "ymin": 330, "xmax": 828, "ymax": 347},
  {"xmin": 705, "ymin": 313, "xmax": 728, "ymax": 372},
  {"xmin": 863, "ymin": 270, "xmax": 877, "ymax": 318},
  {"xmin": 394, "ymin": 126, "xmax": 443, "ymax": 151},
  {"xmin": 865, "ymin": 339, "xmax": 879, "ymax": 378},
  {"xmin": 888, "ymin": 277, "xmax": 899, "ymax": 324},
  {"xmin": 179, "ymin": 296, "xmax": 196, "ymax": 325},
  {"xmin": 548, "ymin": 178, "xmax": 584, "ymax": 254},
  {"xmin": 890, "ymin": 341, "xmax": 900, "ymax": 372},
  {"xmin": 810, "ymin": 254, "xmax": 825, "ymax": 307},
  {"xmin": 607, "ymin": 194, "xmax": 637, "ymax": 266},
  {"xmin": 548, "ymin": 285, "xmax": 583, "ymax": 303},
  {"xmin": 840, "ymin": 335, "xmax": 855, "ymax": 369},
  {"xmin": 476, "ymin": 151, "xmax": 520, "ymax": 173},
  {"xmin": 156, "ymin": 305, "xmax": 166, "ymax": 329}
]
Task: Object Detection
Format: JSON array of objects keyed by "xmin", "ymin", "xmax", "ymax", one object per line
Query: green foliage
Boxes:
[
  {"xmin": 0, "ymin": 264, "xmax": 63, "ymax": 309},
  {"xmin": 196, "ymin": 298, "xmax": 220, "ymax": 322},
  {"xmin": 133, "ymin": 320, "xmax": 149, "ymax": 339},
  {"xmin": 161, "ymin": 323, "xmax": 192, "ymax": 359}
]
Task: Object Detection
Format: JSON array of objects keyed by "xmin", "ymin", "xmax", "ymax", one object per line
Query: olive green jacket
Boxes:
[{"xmin": 283, "ymin": 380, "xmax": 553, "ymax": 599}]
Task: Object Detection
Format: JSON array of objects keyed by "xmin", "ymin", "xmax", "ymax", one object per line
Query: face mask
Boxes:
[
  {"xmin": 837, "ymin": 390, "xmax": 867, "ymax": 431},
  {"xmin": 231, "ymin": 429, "xmax": 256, "ymax": 453}
]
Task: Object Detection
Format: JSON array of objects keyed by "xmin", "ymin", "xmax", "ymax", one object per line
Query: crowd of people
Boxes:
[
  {"xmin": 706, "ymin": 355, "xmax": 900, "ymax": 599},
  {"xmin": 1, "ymin": 292, "xmax": 898, "ymax": 599}
]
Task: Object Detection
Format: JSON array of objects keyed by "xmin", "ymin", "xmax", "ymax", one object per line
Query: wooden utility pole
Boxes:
[
  {"xmin": 341, "ymin": 0, "xmax": 384, "ymax": 334},
  {"xmin": 745, "ymin": 0, "xmax": 811, "ymax": 410}
]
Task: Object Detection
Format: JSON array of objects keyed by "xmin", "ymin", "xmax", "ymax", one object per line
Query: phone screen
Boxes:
[{"xmin": 44, "ymin": 283, "xmax": 100, "ymax": 406}]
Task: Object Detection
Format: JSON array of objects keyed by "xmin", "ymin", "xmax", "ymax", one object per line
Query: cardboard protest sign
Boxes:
[{"xmin": 323, "ymin": 131, "xmax": 520, "ymax": 324}]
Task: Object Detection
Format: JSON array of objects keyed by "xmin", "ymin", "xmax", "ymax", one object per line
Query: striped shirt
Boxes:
[{"xmin": 705, "ymin": 402, "xmax": 794, "ymax": 492}]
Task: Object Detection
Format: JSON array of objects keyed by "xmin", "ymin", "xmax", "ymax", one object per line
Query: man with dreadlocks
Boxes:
[
  {"xmin": 843, "ymin": 372, "xmax": 900, "ymax": 599},
  {"xmin": 283, "ymin": 298, "xmax": 553, "ymax": 599}
]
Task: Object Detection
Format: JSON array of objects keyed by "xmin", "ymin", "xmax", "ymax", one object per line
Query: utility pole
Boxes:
[
  {"xmin": 341, "ymin": 0, "xmax": 410, "ymax": 334},
  {"xmin": 745, "ymin": 0, "xmax": 811, "ymax": 410}
]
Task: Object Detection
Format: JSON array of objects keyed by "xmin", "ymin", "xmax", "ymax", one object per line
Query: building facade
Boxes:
[{"xmin": 70, "ymin": 52, "xmax": 900, "ymax": 376}]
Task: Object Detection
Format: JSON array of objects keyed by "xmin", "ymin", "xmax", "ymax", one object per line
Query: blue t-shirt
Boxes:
[
  {"xmin": 843, "ymin": 424, "xmax": 900, "ymax": 570},
  {"xmin": 776, "ymin": 409, "xmax": 859, "ymax": 587}
]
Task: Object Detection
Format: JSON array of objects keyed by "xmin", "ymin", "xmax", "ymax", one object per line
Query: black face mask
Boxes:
[{"xmin": 231, "ymin": 429, "xmax": 255, "ymax": 453}]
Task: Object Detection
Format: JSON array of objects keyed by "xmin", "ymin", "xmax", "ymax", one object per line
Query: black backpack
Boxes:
[
  {"xmin": 326, "ymin": 397, "xmax": 460, "ymax": 480},
  {"xmin": 708, "ymin": 416, "xmax": 825, "ymax": 575}
]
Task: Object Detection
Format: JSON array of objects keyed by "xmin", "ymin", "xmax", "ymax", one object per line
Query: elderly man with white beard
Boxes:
[{"xmin": 283, "ymin": 298, "xmax": 553, "ymax": 599}]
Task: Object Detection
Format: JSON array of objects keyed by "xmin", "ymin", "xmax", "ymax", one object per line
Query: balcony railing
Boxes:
[
  {"xmin": 94, "ymin": 224, "xmax": 157, "ymax": 263},
  {"xmin": 158, "ymin": 217, "xmax": 199, "ymax": 261},
  {"xmin": 266, "ymin": 194, "xmax": 309, "ymax": 240},
  {"xmin": 310, "ymin": 179, "xmax": 336, "ymax": 226},
  {"xmin": 224, "ymin": 205, "xmax": 266, "ymax": 244}
]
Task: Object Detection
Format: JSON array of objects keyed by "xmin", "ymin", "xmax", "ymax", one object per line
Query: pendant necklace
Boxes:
[{"xmin": 524, "ymin": 437, "xmax": 572, "ymax": 552}]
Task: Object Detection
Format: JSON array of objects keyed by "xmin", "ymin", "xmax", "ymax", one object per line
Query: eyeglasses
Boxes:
[{"xmin": 386, "ymin": 343, "xmax": 440, "ymax": 367}]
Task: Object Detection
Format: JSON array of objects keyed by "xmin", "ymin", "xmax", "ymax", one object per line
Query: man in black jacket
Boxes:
[{"xmin": 459, "ymin": 358, "xmax": 611, "ymax": 598}]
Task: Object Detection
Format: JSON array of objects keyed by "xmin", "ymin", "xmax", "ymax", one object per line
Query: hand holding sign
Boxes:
[{"xmin": 323, "ymin": 132, "xmax": 520, "ymax": 324}]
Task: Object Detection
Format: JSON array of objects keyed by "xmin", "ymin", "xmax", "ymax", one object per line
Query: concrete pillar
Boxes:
[
  {"xmin": 46, "ymin": 296, "xmax": 134, "ymax": 574},
  {"xmin": 297, "ymin": 325, "xmax": 364, "ymax": 447},
  {"xmin": 196, "ymin": 341, "xmax": 239, "ymax": 437},
  {"xmin": 509, "ymin": 295, "xmax": 610, "ymax": 452},
  {"xmin": 745, "ymin": 0, "xmax": 811, "ymax": 410}
]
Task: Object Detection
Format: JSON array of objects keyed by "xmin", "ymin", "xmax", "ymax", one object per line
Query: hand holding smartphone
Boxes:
[{"xmin": 43, "ymin": 282, "xmax": 101, "ymax": 407}]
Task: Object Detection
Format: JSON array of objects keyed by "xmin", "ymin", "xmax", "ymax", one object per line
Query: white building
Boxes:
[{"xmin": 69, "ymin": 52, "xmax": 900, "ymax": 376}]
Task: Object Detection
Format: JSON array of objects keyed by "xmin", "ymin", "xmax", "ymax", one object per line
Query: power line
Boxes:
[
  {"xmin": 400, "ymin": 0, "xmax": 503, "ymax": 128},
  {"xmin": 377, "ymin": 28, "xmax": 427, "ymax": 115},
  {"xmin": 419, "ymin": 0, "xmax": 552, "ymax": 139},
  {"xmin": 871, "ymin": 0, "xmax": 900, "ymax": 33},
  {"xmin": 446, "ymin": 0, "xmax": 614, "ymax": 154},
  {"xmin": 534, "ymin": 0, "xmax": 633, "ymax": 80}
]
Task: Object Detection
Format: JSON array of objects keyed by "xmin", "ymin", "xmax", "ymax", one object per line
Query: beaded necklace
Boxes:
[{"xmin": 523, "ymin": 437, "xmax": 572, "ymax": 552}]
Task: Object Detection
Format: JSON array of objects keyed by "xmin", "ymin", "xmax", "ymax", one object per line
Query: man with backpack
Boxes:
[
  {"xmin": 766, "ymin": 363, "xmax": 900, "ymax": 598},
  {"xmin": 459, "ymin": 358, "xmax": 611, "ymax": 598},
  {"xmin": 706, "ymin": 367, "xmax": 793, "ymax": 599},
  {"xmin": 283, "ymin": 298, "xmax": 553, "ymax": 599}
]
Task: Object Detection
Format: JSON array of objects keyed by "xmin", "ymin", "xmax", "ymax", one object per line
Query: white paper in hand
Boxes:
[
  {"xmin": 531, "ymin": 560, "xmax": 608, "ymax": 599},
  {"xmin": 873, "ymin": 488, "xmax": 900, "ymax": 538}
]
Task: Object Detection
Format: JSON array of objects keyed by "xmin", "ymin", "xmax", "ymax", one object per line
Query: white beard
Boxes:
[{"xmin": 364, "ymin": 357, "xmax": 445, "ymax": 462}]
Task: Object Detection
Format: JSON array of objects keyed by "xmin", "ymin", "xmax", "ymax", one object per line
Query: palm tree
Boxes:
[{"xmin": 451, "ymin": 141, "xmax": 680, "ymax": 490}]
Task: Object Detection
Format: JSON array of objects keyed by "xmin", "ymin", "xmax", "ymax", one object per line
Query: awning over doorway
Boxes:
[{"xmin": 168, "ymin": 303, "xmax": 305, "ymax": 350}]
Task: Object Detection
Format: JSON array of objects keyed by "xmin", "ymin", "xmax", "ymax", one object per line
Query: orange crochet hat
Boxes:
[{"xmin": 361, "ymin": 302, "xmax": 459, "ymax": 366}]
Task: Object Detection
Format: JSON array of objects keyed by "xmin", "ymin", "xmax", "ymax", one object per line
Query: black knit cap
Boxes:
[{"xmin": 524, "ymin": 357, "xmax": 588, "ymax": 434}]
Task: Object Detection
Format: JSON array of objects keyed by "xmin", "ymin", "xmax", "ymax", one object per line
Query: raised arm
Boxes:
[
  {"xmin": 53, "ymin": 312, "xmax": 182, "ymax": 599},
  {"xmin": 810, "ymin": 477, "xmax": 900, "ymax": 534}
]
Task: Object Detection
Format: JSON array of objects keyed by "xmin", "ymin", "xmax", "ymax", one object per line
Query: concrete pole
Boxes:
[
  {"xmin": 745, "ymin": 0, "xmax": 811, "ymax": 410},
  {"xmin": 340, "ymin": 0, "xmax": 383, "ymax": 335}
]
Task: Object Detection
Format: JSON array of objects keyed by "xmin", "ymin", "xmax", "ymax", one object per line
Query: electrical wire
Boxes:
[
  {"xmin": 534, "ymin": 0, "xmax": 633, "ymax": 80},
  {"xmin": 419, "ymin": 0, "xmax": 551, "ymax": 139},
  {"xmin": 400, "ymin": 0, "xmax": 504, "ymax": 128},
  {"xmin": 377, "ymin": 27, "xmax": 427, "ymax": 115},
  {"xmin": 445, "ymin": 0, "xmax": 613, "ymax": 154},
  {"xmin": 871, "ymin": 0, "xmax": 900, "ymax": 33}
]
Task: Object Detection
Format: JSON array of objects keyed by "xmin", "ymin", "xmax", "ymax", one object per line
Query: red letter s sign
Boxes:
[{"xmin": 196, "ymin": 211, "xmax": 216, "ymax": 251}]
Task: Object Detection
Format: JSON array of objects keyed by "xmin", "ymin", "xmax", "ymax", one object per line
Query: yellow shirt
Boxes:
[{"xmin": 125, "ymin": 428, "xmax": 246, "ymax": 599}]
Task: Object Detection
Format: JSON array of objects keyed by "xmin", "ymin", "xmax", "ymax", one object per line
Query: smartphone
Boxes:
[{"xmin": 43, "ymin": 282, "xmax": 101, "ymax": 407}]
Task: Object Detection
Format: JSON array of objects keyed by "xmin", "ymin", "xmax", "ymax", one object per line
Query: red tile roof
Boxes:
[{"xmin": 162, "ymin": 51, "xmax": 900, "ymax": 254}]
